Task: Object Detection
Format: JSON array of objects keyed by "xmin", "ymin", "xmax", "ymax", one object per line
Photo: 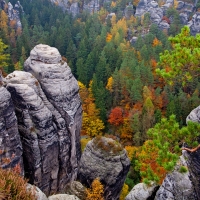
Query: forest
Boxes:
[{"xmin": 1, "ymin": 0, "xmax": 200, "ymax": 198}]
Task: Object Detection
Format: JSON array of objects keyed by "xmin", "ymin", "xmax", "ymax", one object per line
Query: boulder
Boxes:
[
  {"xmin": 159, "ymin": 20, "xmax": 170, "ymax": 29},
  {"xmin": 125, "ymin": 182, "xmax": 159, "ymax": 200},
  {"xmin": 26, "ymin": 183, "xmax": 48, "ymax": 200},
  {"xmin": 78, "ymin": 136, "xmax": 130, "ymax": 200},
  {"xmin": 186, "ymin": 105, "xmax": 200, "ymax": 123},
  {"xmin": 48, "ymin": 194, "xmax": 80, "ymax": 200},
  {"xmin": 0, "ymin": 86, "xmax": 23, "ymax": 172},
  {"xmin": 65, "ymin": 181, "xmax": 86, "ymax": 200}
]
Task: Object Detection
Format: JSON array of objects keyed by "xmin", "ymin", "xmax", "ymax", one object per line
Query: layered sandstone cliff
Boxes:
[{"xmin": 1, "ymin": 44, "xmax": 82, "ymax": 195}]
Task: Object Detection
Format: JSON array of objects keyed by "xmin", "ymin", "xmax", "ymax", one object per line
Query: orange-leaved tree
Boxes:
[
  {"xmin": 136, "ymin": 140, "xmax": 166, "ymax": 185},
  {"xmin": 108, "ymin": 107, "xmax": 124, "ymax": 126}
]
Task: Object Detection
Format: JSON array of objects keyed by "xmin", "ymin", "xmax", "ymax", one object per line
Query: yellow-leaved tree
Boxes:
[
  {"xmin": 86, "ymin": 178, "xmax": 104, "ymax": 200},
  {"xmin": 78, "ymin": 81, "xmax": 105, "ymax": 137},
  {"xmin": 0, "ymin": 38, "xmax": 10, "ymax": 74},
  {"xmin": 119, "ymin": 183, "xmax": 129, "ymax": 200}
]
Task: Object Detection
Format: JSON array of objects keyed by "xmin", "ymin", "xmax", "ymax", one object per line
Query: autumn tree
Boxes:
[
  {"xmin": 156, "ymin": 26, "xmax": 199, "ymax": 86},
  {"xmin": 136, "ymin": 115, "xmax": 200, "ymax": 184},
  {"xmin": 78, "ymin": 81, "xmax": 105, "ymax": 137},
  {"xmin": 0, "ymin": 38, "xmax": 10, "ymax": 73},
  {"xmin": 86, "ymin": 178, "xmax": 104, "ymax": 200},
  {"xmin": 0, "ymin": 10, "xmax": 8, "ymax": 39},
  {"xmin": 108, "ymin": 107, "xmax": 124, "ymax": 126},
  {"xmin": 119, "ymin": 183, "xmax": 129, "ymax": 200}
]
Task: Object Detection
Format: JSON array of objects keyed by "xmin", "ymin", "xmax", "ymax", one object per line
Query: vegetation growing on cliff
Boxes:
[
  {"xmin": 0, "ymin": 167, "xmax": 36, "ymax": 200},
  {"xmin": 0, "ymin": 0, "xmax": 200, "ymax": 194}
]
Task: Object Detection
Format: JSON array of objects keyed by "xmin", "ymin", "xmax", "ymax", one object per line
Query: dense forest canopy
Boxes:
[{"xmin": 1, "ymin": 0, "xmax": 200, "ymax": 195}]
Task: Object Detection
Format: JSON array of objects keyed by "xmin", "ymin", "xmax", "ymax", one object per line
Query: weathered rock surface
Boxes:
[
  {"xmin": 27, "ymin": 183, "xmax": 48, "ymax": 200},
  {"xmin": 65, "ymin": 181, "xmax": 86, "ymax": 200},
  {"xmin": 188, "ymin": 12, "xmax": 200, "ymax": 35},
  {"xmin": 0, "ymin": 85, "xmax": 23, "ymax": 172},
  {"xmin": 0, "ymin": 0, "xmax": 23, "ymax": 29},
  {"xmin": 124, "ymin": 3, "xmax": 135, "ymax": 19},
  {"xmin": 134, "ymin": 0, "xmax": 199, "ymax": 33},
  {"xmin": 48, "ymin": 194, "xmax": 80, "ymax": 200},
  {"xmin": 70, "ymin": 2, "xmax": 80, "ymax": 17},
  {"xmin": 186, "ymin": 105, "xmax": 200, "ymax": 123},
  {"xmin": 155, "ymin": 155, "xmax": 197, "ymax": 200},
  {"xmin": 2, "ymin": 44, "xmax": 82, "ymax": 195},
  {"xmin": 78, "ymin": 136, "xmax": 130, "ymax": 200},
  {"xmin": 125, "ymin": 182, "xmax": 159, "ymax": 200},
  {"xmin": 184, "ymin": 106, "xmax": 200, "ymax": 199},
  {"xmin": 7, "ymin": 1, "xmax": 23, "ymax": 29}
]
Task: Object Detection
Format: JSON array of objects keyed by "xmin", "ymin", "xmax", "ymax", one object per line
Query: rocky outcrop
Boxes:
[
  {"xmin": 70, "ymin": 2, "xmax": 80, "ymax": 17},
  {"xmin": 188, "ymin": 12, "xmax": 200, "ymax": 35},
  {"xmin": 125, "ymin": 182, "xmax": 159, "ymax": 200},
  {"xmin": 124, "ymin": 3, "xmax": 135, "ymax": 19},
  {"xmin": 78, "ymin": 136, "xmax": 130, "ymax": 200},
  {"xmin": 27, "ymin": 183, "xmax": 48, "ymax": 200},
  {"xmin": 65, "ymin": 181, "xmax": 86, "ymax": 200},
  {"xmin": 3, "ymin": 44, "xmax": 82, "ymax": 195},
  {"xmin": 7, "ymin": 1, "xmax": 23, "ymax": 29},
  {"xmin": 155, "ymin": 155, "xmax": 197, "ymax": 200},
  {"xmin": 186, "ymin": 105, "xmax": 200, "ymax": 123},
  {"xmin": 0, "ymin": 85, "xmax": 23, "ymax": 172},
  {"xmin": 134, "ymin": 0, "xmax": 199, "ymax": 33},
  {"xmin": 0, "ymin": 0, "xmax": 23, "ymax": 29},
  {"xmin": 184, "ymin": 105, "xmax": 200, "ymax": 199}
]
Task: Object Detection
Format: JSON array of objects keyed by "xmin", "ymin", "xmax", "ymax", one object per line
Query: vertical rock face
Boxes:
[
  {"xmin": 185, "ymin": 105, "xmax": 200, "ymax": 199},
  {"xmin": 154, "ymin": 105, "xmax": 200, "ymax": 199},
  {"xmin": 0, "ymin": 86, "xmax": 23, "ymax": 172},
  {"xmin": 4, "ymin": 44, "xmax": 82, "ymax": 195},
  {"xmin": 7, "ymin": 1, "xmax": 23, "ymax": 29},
  {"xmin": 78, "ymin": 137, "xmax": 130, "ymax": 200}
]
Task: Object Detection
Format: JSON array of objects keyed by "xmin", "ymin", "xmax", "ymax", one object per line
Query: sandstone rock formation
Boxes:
[
  {"xmin": 2, "ymin": 44, "xmax": 82, "ymax": 195},
  {"xmin": 65, "ymin": 181, "xmax": 86, "ymax": 200},
  {"xmin": 48, "ymin": 194, "xmax": 80, "ymax": 200},
  {"xmin": 188, "ymin": 12, "xmax": 200, "ymax": 35},
  {"xmin": 155, "ymin": 155, "xmax": 197, "ymax": 200},
  {"xmin": 184, "ymin": 105, "xmax": 200, "ymax": 199},
  {"xmin": 125, "ymin": 182, "xmax": 159, "ymax": 200},
  {"xmin": 134, "ymin": 0, "xmax": 199, "ymax": 33},
  {"xmin": 27, "ymin": 183, "xmax": 48, "ymax": 200},
  {"xmin": 124, "ymin": 3, "xmax": 135, "ymax": 19},
  {"xmin": 186, "ymin": 105, "xmax": 200, "ymax": 123},
  {"xmin": 78, "ymin": 136, "xmax": 130, "ymax": 200},
  {"xmin": 7, "ymin": 1, "xmax": 23, "ymax": 29},
  {"xmin": 0, "ymin": 85, "xmax": 23, "ymax": 172}
]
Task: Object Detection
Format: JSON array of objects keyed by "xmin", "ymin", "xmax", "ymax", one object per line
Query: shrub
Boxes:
[
  {"xmin": 179, "ymin": 166, "xmax": 188, "ymax": 173},
  {"xmin": 0, "ymin": 167, "xmax": 36, "ymax": 200},
  {"xmin": 86, "ymin": 178, "xmax": 104, "ymax": 200}
]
